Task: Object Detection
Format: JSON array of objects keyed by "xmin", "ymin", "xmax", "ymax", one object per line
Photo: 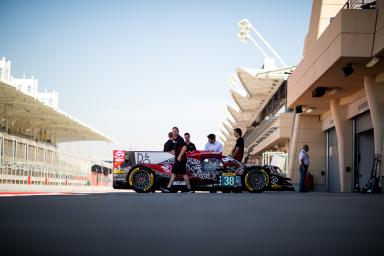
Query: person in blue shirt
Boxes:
[{"xmin": 298, "ymin": 144, "xmax": 309, "ymax": 192}]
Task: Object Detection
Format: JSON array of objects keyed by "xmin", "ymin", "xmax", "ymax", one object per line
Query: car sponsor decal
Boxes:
[
  {"xmin": 113, "ymin": 150, "xmax": 126, "ymax": 168},
  {"xmin": 134, "ymin": 152, "xmax": 174, "ymax": 164}
]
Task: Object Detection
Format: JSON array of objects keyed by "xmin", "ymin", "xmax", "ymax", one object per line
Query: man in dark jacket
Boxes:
[
  {"xmin": 232, "ymin": 128, "xmax": 244, "ymax": 162},
  {"xmin": 163, "ymin": 132, "xmax": 174, "ymax": 153},
  {"xmin": 161, "ymin": 127, "xmax": 194, "ymax": 193},
  {"xmin": 184, "ymin": 132, "xmax": 196, "ymax": 152}
]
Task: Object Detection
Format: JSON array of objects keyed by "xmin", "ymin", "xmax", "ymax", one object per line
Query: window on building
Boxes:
[{"xmin": 255, "ymin": 81, "xmax": 287, "ymax": 126}]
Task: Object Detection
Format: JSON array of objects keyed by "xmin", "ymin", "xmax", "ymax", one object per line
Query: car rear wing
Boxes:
[{"xmin": 113, "ymin": 150, "xmax": 174, "ymax": 170}]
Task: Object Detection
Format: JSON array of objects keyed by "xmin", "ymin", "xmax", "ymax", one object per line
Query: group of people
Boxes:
[
  {"xmin": 160, "ymin": 126, "xmax": 245, "ymax": 193},
  {"xmin": 160, "ymin": 126, "xmax": 311, "ymax": 193},
  {"xmin": 163, "ymin": 128, "xmax": 244, "ymax": 161}
]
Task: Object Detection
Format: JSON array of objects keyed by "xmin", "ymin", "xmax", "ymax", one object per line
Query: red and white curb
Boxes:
[
  {"xmin": 0, "ymin": 191, "xmax": 134, "ymax": 197},
  {"xmin": 0, "ymin": 192, "xmax": 82, "ymax": 197}
]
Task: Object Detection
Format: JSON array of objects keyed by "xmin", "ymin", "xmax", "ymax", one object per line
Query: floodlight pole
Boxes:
[
  {"xmin": 249, "ymin": 25, "xmax": 287, "ymax": 67},
  {"xmin": 239, "ymin": 33, "xmax": 270, "ymax": 59},
  {"xmin": 239, "ymin": 19, "xmax": 288, "ymax": 67}
]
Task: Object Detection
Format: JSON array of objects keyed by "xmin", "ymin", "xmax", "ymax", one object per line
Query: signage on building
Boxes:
[
  {"xmin": 347, "ymin": 97, "xmax": 369, "ymax": 119},
  {"xmin": 322, "ymin": 115, "xmax": 334, "ymax": 131}
]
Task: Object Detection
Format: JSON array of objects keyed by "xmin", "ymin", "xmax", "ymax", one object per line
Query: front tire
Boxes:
[
  {"xmin": 243, "ymin": 169, "xmax": 269, "ymax": 193},
  {"xmin": 128, "ymin": 166, "xmax": 155, "ymax": 193}
]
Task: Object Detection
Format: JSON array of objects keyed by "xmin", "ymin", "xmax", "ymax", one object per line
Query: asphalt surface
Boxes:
[{"xmin": 0, "ymin": 191, "xmax": 383, "ymax": 256}]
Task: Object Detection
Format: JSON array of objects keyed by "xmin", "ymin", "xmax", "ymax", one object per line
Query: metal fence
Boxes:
[{"xmin": 0, "ymin": 132, "xmax": 112, "ymax": 187}]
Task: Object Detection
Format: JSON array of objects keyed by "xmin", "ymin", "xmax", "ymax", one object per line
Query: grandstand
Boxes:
[{"xmin": 0, "ymin": 58, "xmax": 115, "ymax": 191}]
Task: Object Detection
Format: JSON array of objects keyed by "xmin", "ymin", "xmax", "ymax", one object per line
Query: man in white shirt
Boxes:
[
  {"xmin": 298, "ymin": 144, "xmax": 309, "ymax": 192},
  {"xmin": 204, "ymin": 134, "xmax": 223, "ymax": 152}
]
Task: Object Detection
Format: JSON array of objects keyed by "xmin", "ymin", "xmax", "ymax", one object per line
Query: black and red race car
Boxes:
[{"xmin": 112, "ymin": 150, "xmax": 294, "ymax": 193}]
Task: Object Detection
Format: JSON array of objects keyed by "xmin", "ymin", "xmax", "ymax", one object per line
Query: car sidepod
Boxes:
[{"xmin": 263, "ymin": 165, "xmax": 295, "ymax": 191}]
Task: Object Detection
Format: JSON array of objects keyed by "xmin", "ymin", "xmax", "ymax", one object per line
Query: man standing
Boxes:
[
  {"xmin": 161, "ymin": 127, "xmax": 194, "ymax": 193},
  {"xmin": 231, "ymin": 128, "xmax": 244, "ymax": 162},
  {"xmin": 299, "ymin": 144, "xmax": 309, "ymax": 192},
  {"xmin": 204, "ymin": 134, "xmax": 223, "ymax": 152},
  {"xmin": 163, "ymin": 132, "xmax": 174, "ymax": 153},
  {"xmin": 184, "ymin": 133, "xmax": 196, "ymax": 152}
]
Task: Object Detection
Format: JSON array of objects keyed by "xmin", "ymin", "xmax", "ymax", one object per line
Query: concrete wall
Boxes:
[
  {"xmin": 288, "ymin": 8, "xmax": 377, "ymax": 107},
  {"xmin": 288, "ymin": 115, "xmax": 326, "ymax": 191},
  {"xmin": 251, "ymin": 113, "xmax": 293, "ymax": 154},
  {"xmin": 373, "ymin": 0, "xmax": 384, "ymax": 55},
  {"xmin": 303, "ymin": 0, "xmax": 346, "ymax": 58}
]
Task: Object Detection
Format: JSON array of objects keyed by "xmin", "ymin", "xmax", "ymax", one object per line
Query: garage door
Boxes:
[
  {"xmin": 355, "ymin": 111, "xmax": 374, "ymax": 190},
  {"xmin": 327, "ymin": 127, "xmax": 340, "ymax": 192}
]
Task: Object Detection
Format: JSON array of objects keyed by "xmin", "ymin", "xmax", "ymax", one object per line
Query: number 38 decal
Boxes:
[{"xmin": 221, "ymin": 175, "xmax": 241, "ymax": 187}]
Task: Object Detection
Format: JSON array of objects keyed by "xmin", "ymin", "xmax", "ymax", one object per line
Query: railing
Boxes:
[
  {"xmin": 0, "ymin": 132, "xmax": 112, "ymax": 187},
  {"xmin": 244, "ymin": 116, "xmax": 278, "ymax": 148},
  {"xmin": 343, "ymin": 0, "xmax": 376, "ymax": 9}
]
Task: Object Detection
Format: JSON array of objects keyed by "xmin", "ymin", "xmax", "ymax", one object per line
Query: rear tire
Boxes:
[
  {"xmin": 243, "ymin": 169, "xmax": 269, "ymax": 193},
  {"xmin": 128, "ymin": 166, "xmax": 155, "ymax": 193}
]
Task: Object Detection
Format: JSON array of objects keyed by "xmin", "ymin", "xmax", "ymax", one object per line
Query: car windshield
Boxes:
[{"xmin": 202, "ymin": 157, "xmax": 222, "ymax": 172}]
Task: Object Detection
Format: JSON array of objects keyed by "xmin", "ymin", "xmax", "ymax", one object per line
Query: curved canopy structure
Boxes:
[
  {"xmin": 0, "ymin": 81, "xmax": 115, "ymax": 144},
  {"xmin": 226, "ymin": 105, "xmax": 253, "ymax": 123},
  {"xmin": 221, "ymin": 66, "xmax": 295, "ymax": 154},
  {"xmin": 235, "ymin": 66, "xmax": 295, "ymax": 120}
]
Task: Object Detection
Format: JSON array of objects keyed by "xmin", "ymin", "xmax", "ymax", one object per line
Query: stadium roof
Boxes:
[{"xmin": 0, "ymin": 81, "xmax": 115, "ymax": 144}]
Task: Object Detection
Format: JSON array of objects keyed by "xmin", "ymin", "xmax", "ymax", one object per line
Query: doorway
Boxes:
[
  {"xmin": 327, "ymin": 127, "xmax": 340, "ymax": 192},
  {"xmin": 356, "ymin": 129, "xmax": 374, "ymax": 189}
]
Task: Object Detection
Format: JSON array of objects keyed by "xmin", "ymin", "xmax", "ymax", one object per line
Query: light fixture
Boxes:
[
  {"xmin": 295, "ymin": 105, "xmax": 303, "ymax": 113},
  {"xmin": 312, "ymin": 87, "xmax": 341, "ymax": 97},
  {"xmin": 327, "ymin": 87, "xmax": 340, "ymax": 95},
  {"xmin": 305, "ymin": 107, "xmax": 316, "ymax": 113},
  {"xmin": 312, "ymin": 87, "xmax": 326, "ymax": 97},
  {"xmin": 238, "ymin": 19, "xmax": 251, "ymax": 31},
  {"xmin": 366, "ymin": 57, "xmax": 381, "ymax": 68},
  {"xmin": 237, "ymin": 18, "xmax": 288, "ymax": 67},
  {"xmin": 238, "ymin": 31, "xmax": 249, "ymax": 43},
  {"xmin": 342, "ymin": 63, "xmax": 354, "ymax": 77}
]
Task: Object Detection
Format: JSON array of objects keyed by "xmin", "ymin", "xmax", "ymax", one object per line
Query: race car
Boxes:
[{"xmin": 112, "ymin": 150, "xmax": 294, "ymax": 193}]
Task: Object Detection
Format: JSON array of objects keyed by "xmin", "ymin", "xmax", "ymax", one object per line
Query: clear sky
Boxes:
[{"xmin": 0, "ymin": 0, "xmax": 312, "ymax": 160}]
